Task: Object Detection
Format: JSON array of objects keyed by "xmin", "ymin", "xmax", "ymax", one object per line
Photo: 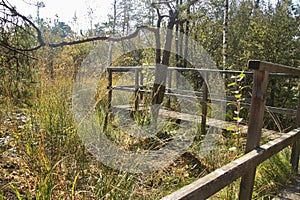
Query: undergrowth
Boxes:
[{"xmin": 0, "ymin": 68, "xmax": 297, "ymax": 199}]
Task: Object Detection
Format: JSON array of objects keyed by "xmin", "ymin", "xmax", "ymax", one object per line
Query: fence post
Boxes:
[
  {"xmin": 139, "ymin": 66, "xmax": 144, "ymax": 101},
  {"xmin": 239, "ymin": 61, "xmax": 270, "ymax": 199},
  {"xmin": 107, "ymin": 68, "xmax": 112, "ymax": 110},
  {"xmin": 134, "ymin": 68, "xmax": 140, "ymax": 111},
  {"xmin": 166, "ymin": 69, "xmax": 172, "ymax": 108},
  {"xmin": 201, "ymin": 73, "xmax": 208, "ymax": 135},
  {"xmin": 291, "ymin": 88, "xmax": 300, "ymax": 173}
]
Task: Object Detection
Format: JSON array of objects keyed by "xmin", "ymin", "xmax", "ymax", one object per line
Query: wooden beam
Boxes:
[
  {"xmin": 248, "ymin": 60, "xmax": 300, "ymax": 75},
  {"xmin": 107, "ymin": 66, "xmax": 300, "ymax": 78},
  {"xmin": 112, "ymin": 86, "xmax": 297, "ymax": 115},
  {"xmin": 291, "ymin": 89, "xmax": 300, "ymax": 173},
  {"xmin": 239, "ymin": 69, "xmax": 270, "ymax": 199},
  {"xmin": 161, "ymin": 128, "xmax": 300, "ymax": 200},
  {"xmin": 201, "ymin": 73, "xmax": 208, "ymax": 135},
  {"xmin": 107, "ymin": 68, "xmax": 113, "ymax": 109},
  {"xmin": 134, "ymin": 68, "xmax": 139, "ymax": 111}
]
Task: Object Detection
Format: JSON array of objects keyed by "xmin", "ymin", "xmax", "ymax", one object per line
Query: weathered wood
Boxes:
[
  {"xmin": 107, "ymin": 68, "xmax": 113, "ymax": 109},
  {"xmin": 107, "ymin": 66, "xmax": 153, "ymax": 72},
  {"xmin": 239, "ymin": 69, "xmax": 270, "ymax": 199},
  {"xmin": 112, "ymin": 87, "xmax": 297, "ymax": 116},
  {"xmin": 243, "ymin": 70, "xmax": 270, "ymax": 151},
  {"xmin": 112, "ymin": 104, "xmax": 283, "ymax": 140},
  {"xmin": 107, "ymin": 63, "xmax": 300, "ymax": 199},
  {"xmin": 291, "ymin": 89, "xmax": 300, "ymax": 173},
  {"xmin": 166, "ymin": 70, "xmax": 172, "ymax": 108},
  {"xmin": 113, "ymin": 86, "xmax": 136, "ymax": 92},
  {"xmin": 248, "ymin": 60, "xmax": 300, "ymax": 75},
  {"xmin": 240, "ymin": 102, "xmax": 297, "ymax": 115},
  {"xmin": 107, "ymin": 66, "xmax": 300, "ymax": 79},
  {"xmin": 161, "ymin": 128, "xmax": 300, "ymax": 200},
  {"xmin": 134, "ymin": 68, "xmax": 139, "ymax": 111},
  {"xmin": 139, "ymin": 69, "xmax": 144, "ymax": 101},
  {"xmin": 201, "ymin": 73, "xmax": 208, "ymax": 135}
]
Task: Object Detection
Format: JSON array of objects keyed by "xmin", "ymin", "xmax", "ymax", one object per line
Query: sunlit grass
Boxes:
[{"xmin": 0, "ymin": 69, "xmax": 297, "ymax": 199}]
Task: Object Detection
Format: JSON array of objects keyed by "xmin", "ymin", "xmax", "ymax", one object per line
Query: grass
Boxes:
[
  {"xmin": 0, "ymin": 68, "xmax": 298, "ymax": 199},
  {"xmin": 210, "ymin": 148, "xmax": 295, "ymax": 200}
]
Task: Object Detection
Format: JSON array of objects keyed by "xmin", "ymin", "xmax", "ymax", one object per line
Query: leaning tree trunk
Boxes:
[{"xmin": 151, "ymin": 9, "xmax": 177, "ymax": 127}]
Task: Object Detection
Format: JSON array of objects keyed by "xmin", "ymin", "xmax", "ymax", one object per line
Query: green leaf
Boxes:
[
  {"xmin": 235, "ymin": 94, "xmax": 242, "ymax": 99},
  {"xmin": 237, "ymin": 72, "xmax": 245, "ymax": 79},
  {"xmin": 142, "ymin": 61, "xmax": 149, "ymax": 66},
  {"xmin": 10, "ymin": 184, "xmax": 22, "ymax": 200},
  {"xmin": 228, "ymin": 82, "xmax": 237, "ymax": 87},
  {"xmin": 241, "ymin": 86, "xmax": 250, "ymax": 90},
  {"xmin": 226, "ymin": 126, "xmax": 236, "ymax": 131},
  {"xmin": 233, "ymin": 117, "xmax": 243, "ymax": 123}
]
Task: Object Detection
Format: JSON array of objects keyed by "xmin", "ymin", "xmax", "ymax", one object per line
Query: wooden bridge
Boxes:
[{"xmin": 106, "ymin": 60, "xmax": 300, "ymax": 199}]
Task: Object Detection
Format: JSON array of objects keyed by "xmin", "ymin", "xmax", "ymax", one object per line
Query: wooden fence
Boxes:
[
  {"xmin": 107, "ymin": 62, "xmax": 298, "ymax": 134},
  {"xmin": 106, "ymin": 60, "xmax": 300, "ymax": 199},
  {"xmin": 161, "ymin": 61, "xmax": 300, "ymax": 199}
]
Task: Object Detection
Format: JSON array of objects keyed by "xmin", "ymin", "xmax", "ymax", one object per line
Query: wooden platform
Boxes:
[
  {"xmin": 112, "ymin": 104, "xmax": 283, "ymax": 140},
  {"xmin": 273, "ymin": 174, "xmax": 300, "ymax": 200}
]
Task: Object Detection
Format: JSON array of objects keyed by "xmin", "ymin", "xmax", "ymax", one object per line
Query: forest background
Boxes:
[{"xmin": 0, "ymin": 0, "xmax": 299, "ymax": 199}]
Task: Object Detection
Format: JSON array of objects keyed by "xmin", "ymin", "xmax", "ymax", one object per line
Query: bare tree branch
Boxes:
[
  {"xmin": 0, "ymin": 0, "xmax": 159, "ymax": 52},
  {"xmin": 1, "ymin": 43, "xmax": 38, "ymax": 59},
  {"xmin": 48, "ymin": 26, "xmax": 158, "ymax": 47},
  {"xmin": 1, "ymin": 0, "xmax": 44, "ymax": 45}
]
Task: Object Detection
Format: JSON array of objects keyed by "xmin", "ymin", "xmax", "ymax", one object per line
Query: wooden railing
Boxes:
[
  {"xmin": 160, "ymin": 60, "xmax": 300, "ymax": 200},
  {"xmin": 106, "ymin": 60, "xmax": 300, "ymax": 199},
  {"xmin": 107, "ymin": 62, "xmax": 298, "ymax": 134}
]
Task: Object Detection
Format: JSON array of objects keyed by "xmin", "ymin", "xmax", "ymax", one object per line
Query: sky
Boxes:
[
  {"xmin": 8, "ymin": 0, "xmax": 300, "ymax": 31},
  {"xmin": 9, "ymin": 0, "xmax": 114, "ymax": 30}
]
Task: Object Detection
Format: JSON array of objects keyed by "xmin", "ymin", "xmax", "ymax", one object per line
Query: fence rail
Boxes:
[
  {"xmin": 106, "ymin": 60, "xmax": 300, "ymax": 199},
  {"xmin": 161, "ymin": 128, "xmax": 300, "ymax": 200}
]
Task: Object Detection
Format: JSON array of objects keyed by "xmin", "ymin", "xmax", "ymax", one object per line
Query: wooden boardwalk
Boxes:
[
  {"xmin": 112, "ymin": 104, "xmax": 284, "ymax": 140},
  {"xmin": 273, "ymin": 174, "xmax": 300, "ymax": 200},
  {"xmin": 108, "ymin": 61, "xmax": 300, "ymax": 199},
  {"xmin": 113, "ymin": 104, "xmax": 298, "ymax": 199}
]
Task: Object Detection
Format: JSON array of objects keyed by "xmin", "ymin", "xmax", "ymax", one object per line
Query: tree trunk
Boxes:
[
  {"xmin": 152, "ymin": 14, "xmax": 176, "ymax": 105},
  {"xmin": 223, "ymin": 0, "xmax": 228, "ymax": 70},
  {"xmin": 151, "ymin": 8, "xmax": 177, "ymax": 126},
  {"xmin": 184, "ymin": 0, "xmax": 191, "ymax": 68}
]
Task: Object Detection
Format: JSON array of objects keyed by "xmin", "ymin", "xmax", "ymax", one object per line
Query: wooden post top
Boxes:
[{"xmin": 248, "ymin": 60, "xmax": 300, "ymax": 75}]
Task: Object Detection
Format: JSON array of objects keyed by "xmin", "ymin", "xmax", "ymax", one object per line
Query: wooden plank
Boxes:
[
  {"xmin": 107, "ymin": 66, "xmax": 154, "ymax": 72},
  {"xmin": 113, "ymin": 86, "xmax": 137, "ymax": 92},
  {"xmin": 291, "ymin": 89, "xmax": 300, "ymax": 173},
  {"xmin": 161, "ymin": 128, "xmax": 300, "ymax": 200},
  {"xmin": 107, "ymin": 66, "xmax": 300, "ymax": 78},
  {"xmin": 107, "ymin": 68, "xmax": 112, "ymax": 109},
  {"xmin": 139, "ymin": 70, "xmax": 144, "ymax": 100},
  {"xmin": 112, "ymin": 86, "xmax": 297, "ymax": 115},
  {"xmin": 201, "ymin": 73, "xmax": 208, "ymax": 135},
  {"xmin": 264, "ymin": 105, "xmax": 297, "ymax": 115},
  {"xmin": 248, "ymin": 60, "xmax": 300, "ymax": 75},
  {"xmin": 240, "ymin": 102, "xmax": 297, "ymax": 115},
  {"xmin": 239, "ymin": 69, "xmax": 270, "ymax": 199},
  {"xmin": 134, "ymin": 69, "xmax": 139, "ymax": 110},
  {"xmin": 112, "ymin": 105, "xmax": 283, "ymax": 140},
  {"xmin": 273, "ymin": 174, "xmax": 300, "ymax": 199}
]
